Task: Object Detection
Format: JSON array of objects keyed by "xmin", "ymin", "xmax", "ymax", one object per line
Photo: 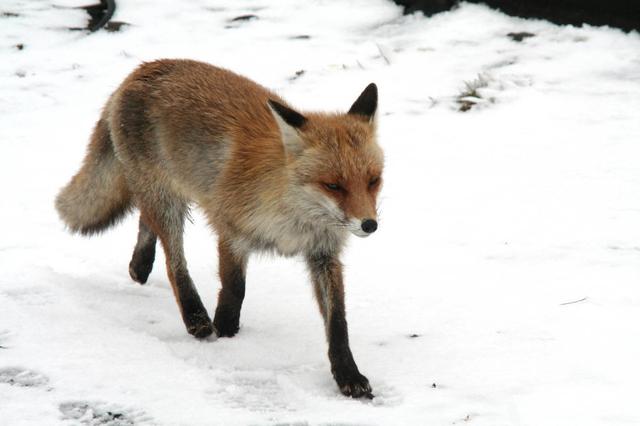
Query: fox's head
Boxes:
[{"xmin": 268, "ymin": 84, "xmax": 383, "ymax": 238}]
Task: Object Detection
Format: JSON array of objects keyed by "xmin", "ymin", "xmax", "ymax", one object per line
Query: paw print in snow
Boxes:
[
  {"xmin": 0, "ymin": 366, "xmax": 49, "ymax": 387},
  {"xmin": 59, "ymin": 401, "xmax": 155, "ymax": 425}
]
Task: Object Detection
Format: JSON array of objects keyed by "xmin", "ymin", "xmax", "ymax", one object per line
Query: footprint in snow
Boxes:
[
  {"xmin": 59, "ymin": 401, "xmax": 155, "ymax": 425},
  {"xmin": 0, "ymin": 366, "xmax": 50, "ymax": 388},
  {"xmin": 369, "ymin": 383, "xmax": 402, "ymax": 407},
  {"xmin": 210, "ymin": 368, "xmax": 326, "ymax": 413},
  {"xmin": 3, "ymin": 286, "xmax": 55, "ymax": 305}
]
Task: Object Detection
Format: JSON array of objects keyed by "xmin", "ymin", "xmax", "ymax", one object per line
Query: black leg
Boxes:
[
  {"xmin": 129, "ymin": 215, "xmax": 157, "ymax": 284},
  {"xmin": 213, "ymin": 238, "xmax": 247, "ymax": 337},
  {"xmin": 306, "ymin": 252, "xmax": 372, "ymax": 398},
  {"xmin": 170, "ymin": 265, "xmax": 214, "ymax": 339}
]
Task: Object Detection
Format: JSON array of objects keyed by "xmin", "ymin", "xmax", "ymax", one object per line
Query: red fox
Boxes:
[{"xmin": 55, "ymin": 59, "xmax": 383, "ymax": 398}]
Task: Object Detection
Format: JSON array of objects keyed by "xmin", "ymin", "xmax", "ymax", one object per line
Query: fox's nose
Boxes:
[{"xmin": 361, "ymin": 219, "xmax": 378, "ymax": 234}]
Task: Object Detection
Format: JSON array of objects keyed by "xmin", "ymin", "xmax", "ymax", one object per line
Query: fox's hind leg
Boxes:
[
  {"xmin": 136, "ymin": 190, "xmax": 214, "ymax": 339},
  {"xmin": 213, "ymin": 237, "xmax": 247, "ymax": 337},
  {"xmin": 129, "ymin": 216, "xmax": 157, "ymax": 284}
]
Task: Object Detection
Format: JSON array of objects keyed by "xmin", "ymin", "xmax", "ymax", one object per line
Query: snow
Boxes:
[{"xmin": 2, "ymin": 0, "xmax": 640, "ymax": 424}]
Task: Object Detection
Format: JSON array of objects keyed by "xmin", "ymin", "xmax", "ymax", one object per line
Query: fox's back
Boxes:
[
  {"xmin": 114, "ymin": 59, "xmax": 280, "ymax": 137},
  {"xmin": 106, "ymin": 59, "xmax": 285, "ymax": 202}
]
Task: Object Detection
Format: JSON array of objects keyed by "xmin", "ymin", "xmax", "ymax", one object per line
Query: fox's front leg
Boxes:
[{"xmin": 306, "ymin": 253, "xmax": 372, "ymax": 398}]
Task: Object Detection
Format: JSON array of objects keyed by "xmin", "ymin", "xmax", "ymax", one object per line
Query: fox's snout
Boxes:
[
  {"xmin": 361, "ymin": 218, "xmax": 377, "ymax": 234},
  {"xmin": 348, "ymin": 217, "xmax": 378, "ymax": 238}
]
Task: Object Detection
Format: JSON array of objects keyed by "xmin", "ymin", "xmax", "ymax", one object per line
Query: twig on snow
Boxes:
[
  {"xmin": 560, "ymin": 297, "xmax": 587, "ymax": 306},
  {"xmin": 376, "ymin": 43, "xmax": 391, "ymax": 65}
]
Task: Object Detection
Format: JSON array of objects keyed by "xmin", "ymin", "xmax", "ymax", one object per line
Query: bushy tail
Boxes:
[{"xmin": 55, "ymin": 118, "xmax": 132, "ymax": 235}]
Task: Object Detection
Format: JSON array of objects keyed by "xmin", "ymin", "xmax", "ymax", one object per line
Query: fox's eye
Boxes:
[
  {"xmin": 369, "ymin": 177, "xmax": 380, "ymax": 188},
  {"xmin": 324, "ymin": 183, "xmax": 342, "ymax": 192}
]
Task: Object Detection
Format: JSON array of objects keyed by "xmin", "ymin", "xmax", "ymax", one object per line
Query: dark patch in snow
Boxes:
[
  {"xmin": 432, "ymin": 382, "xmax": 437, "ymax": 388},
  {"xmin": 14, "ymin": 43, "xmax": 24, "ymax": 51},
  {"xmin": 225, "ymin": 14, "xmax": 259, "ymax": 29},
  {"xmin": 0, "ymin": 367, "xmax": 49, "ymax": 388},
  {"xmin": 507, "ymin": 32, "xmax": 535, "ymax": 42},
  {"xmin": 229, "ymin": 14, "xmax": 258, "ymax": 23},
  {"xmin": 290, "ymin": 35, "xmax": 311, "ymax": 40},
  {"xmin": 1, "ymin": 11, "xmax": 20, "ymax": 18},
  {"xmin": 408, "ymin": 333, "xmax": 420, "ymax": 338},
  {"xmin": 59, "ymin": 401, "xmax": 154, "ymax": 425},
  {"xmin": 103, "ymin": 21, "xmax": 129, "ymax": 32},
  {"xmin": 289, "ymin": 70, "xmax": 305, "ymax": 81},
  {"xmin": 451, "ymin": 413, "xmax": 475, "ymax": 424}
]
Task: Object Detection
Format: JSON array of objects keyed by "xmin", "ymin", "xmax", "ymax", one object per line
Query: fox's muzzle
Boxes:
[
  {"xmin": 361, "ymin": 219, "xmax": 377, "ymax": 234},
  {"xmin": 348, "ymin": 217, "xmax": 378, "ymax": 238}
]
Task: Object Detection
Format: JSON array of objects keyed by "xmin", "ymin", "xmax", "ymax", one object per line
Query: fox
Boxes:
[{"xmin": 55, "ymin": 59, "xmax": 384, "ymax": 398}]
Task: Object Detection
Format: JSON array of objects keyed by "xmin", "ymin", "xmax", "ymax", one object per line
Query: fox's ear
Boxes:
[
  {"xmin": 348, "ymin": 83, "xmax": 377, "ymax": 123},
  {"xmin": 267, "ymin": 99, "xmax": 307, "ymax": 155}
]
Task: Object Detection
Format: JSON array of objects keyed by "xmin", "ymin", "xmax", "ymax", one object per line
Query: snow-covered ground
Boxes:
[{"xmin": 2, "ymin": 1, "xmax": 640, "ymax": 424}]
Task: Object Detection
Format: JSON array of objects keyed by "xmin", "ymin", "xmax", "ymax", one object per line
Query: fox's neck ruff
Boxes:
[{"xmin": 231, "ymin": 185, "xmax": 348, "ymax": 258}]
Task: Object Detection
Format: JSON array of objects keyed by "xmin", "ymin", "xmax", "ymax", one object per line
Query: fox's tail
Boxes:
[{"xmin": 55, "ymin": 117, "xmax": 132, "ymax": 235}]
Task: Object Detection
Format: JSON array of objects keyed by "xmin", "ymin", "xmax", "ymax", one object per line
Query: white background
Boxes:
[{"xmin": 1, "ymin": 1, "xmax": 640, "ymax": 424}]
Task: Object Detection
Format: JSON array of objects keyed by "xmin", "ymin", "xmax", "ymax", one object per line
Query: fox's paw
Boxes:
[
  {"xmin": 187, "ymin": 321, "xmax": 215, "ymax": 339},
  {"xmin": 185, "ymin": 312, "xmax": 215, "ymax": 339},
  {"xmin": 334, "ymin": 369, "xmax": 373, "ymax": 399},
  {"xmin": 213, "ymin": 308, "xmax": 240, "ymax": 337},
  {"xmin": 128, "ymin": 257, "xmax": 154, "ymax": 284}
]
